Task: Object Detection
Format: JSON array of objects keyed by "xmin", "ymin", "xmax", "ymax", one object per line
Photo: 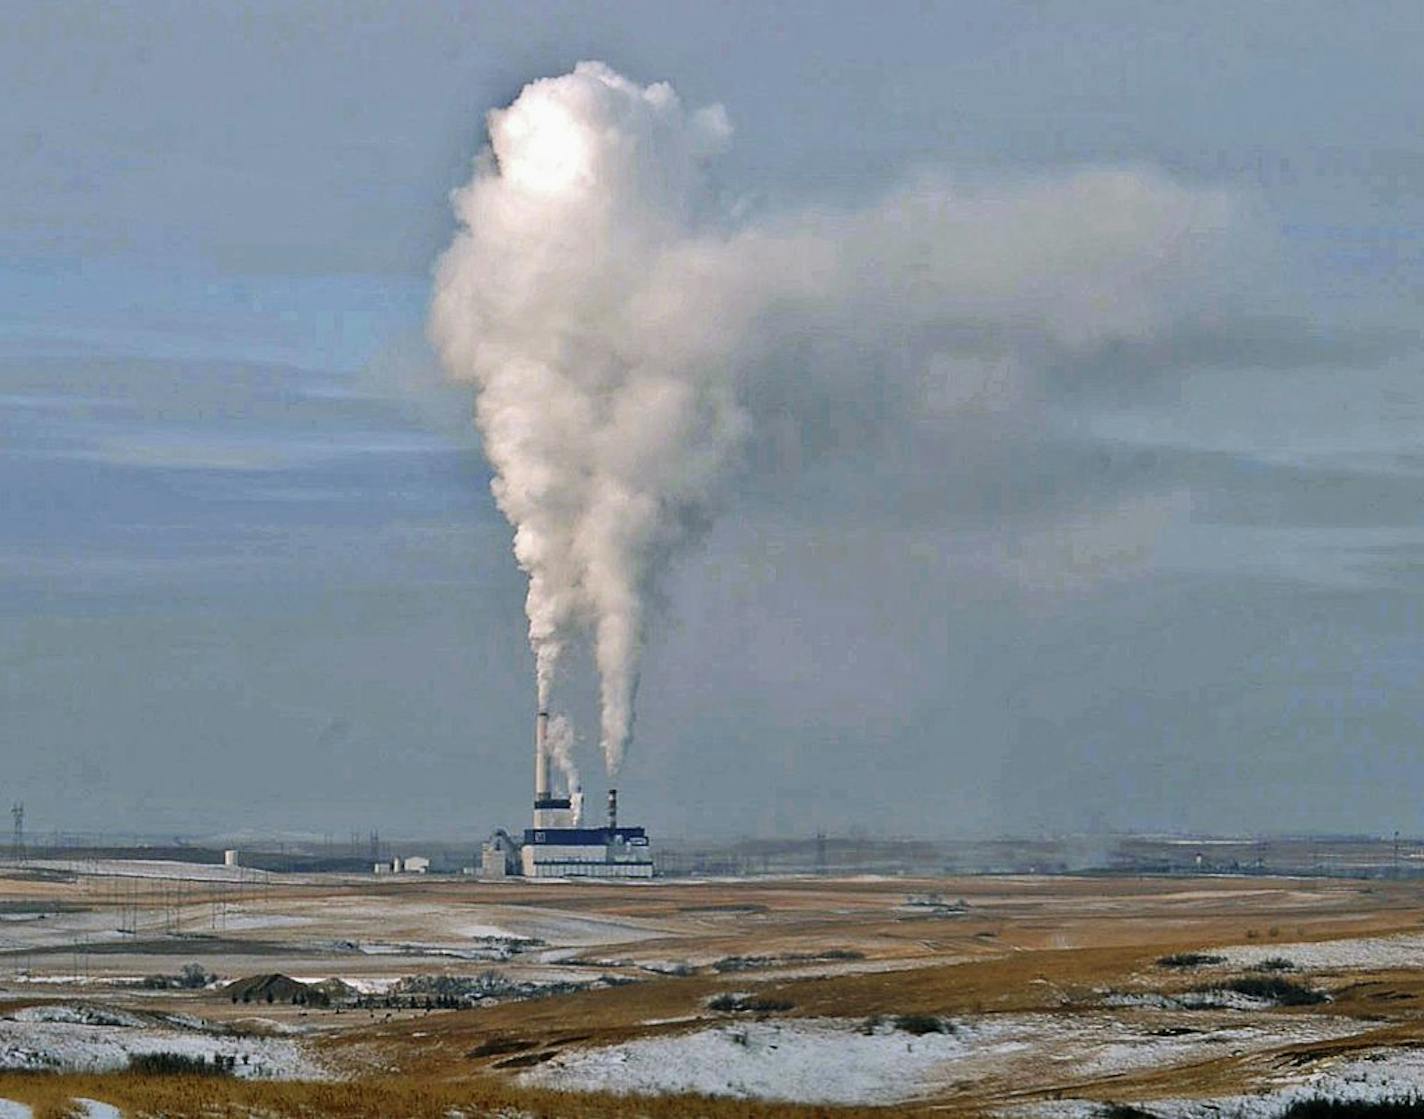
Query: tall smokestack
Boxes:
[
  {"xmin": 607, "ymin": 788, "xmax": 618, "ymax": 832},
  {"xmin": 535, "ymin": 709, "xmax": 550, "ymax": 803}
]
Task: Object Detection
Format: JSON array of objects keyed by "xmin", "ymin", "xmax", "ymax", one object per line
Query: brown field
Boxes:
[{"xmin": 4, "ymin": 865, "xmax": 1424, "ymax": 1116}]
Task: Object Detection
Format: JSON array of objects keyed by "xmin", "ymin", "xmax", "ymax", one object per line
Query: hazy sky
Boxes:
[{"xmin": 4, "ymin": 2, "xmax": 1424, "ymax": 842}]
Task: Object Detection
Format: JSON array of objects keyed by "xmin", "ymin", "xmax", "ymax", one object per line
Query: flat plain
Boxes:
[{"xmin": 5, "ymin": 861, "xmax": 1424, "ymax": 1116}]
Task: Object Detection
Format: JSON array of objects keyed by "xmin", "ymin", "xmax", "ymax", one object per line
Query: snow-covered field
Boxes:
[
  {"xmin": 290, "ymin": 974, "xmax": 399, "ymax": 995},
  {"xmin": 1104, "ymin": 990, "xmax": 1294, "ymax": 1012},
  {"xmin": 0, "ymin": 1003, "xmax": 323, "ymax": 1079},
  {"xmin": 1021, "ymin": 1046, "xmax": 1424, "ymax": 1119},
  {"xmin": 520, "ymin": 1013, "xmax": 1373, "ymax": 1105},
  {"xmin": 1220, "ymin": 932, "xmax": 1424, "ymax": 972},
  {"xmin": 521, "ymin": 1018, "xmax": 974, "ymax": 1104},
  {"xmin": 736, "ymin": 956, "xmax": 957, "ymax": 982},
  {"xmin": 272, "ymin": 897, "xmax": 675, "ymax": 951},
  {"xmin": 18, "ymin": 859, "xmax": 270, "ymax": 883}
]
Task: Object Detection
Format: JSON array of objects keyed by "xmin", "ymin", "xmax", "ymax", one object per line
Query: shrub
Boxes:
[
  {"xmin": 1214, "ymin": 976, "xmax": 1327, "ymax": 1006},
  {"xmin": 468, "ymin": 1037, "xmax": 536, "ymax": 1059},
  {"xmin": 1280, "ymin": 1097, "xmax": 1424, "ymax": 1119},
  {"xmin": 893, "ymin": 1014, "xmax": 952, "ymax": 1035},
  {"xmin": 1100, "ymin": 1104, "xmax": 1158, "ymax": 1119},
  {"xmin": 712, "ymin": 956, "xmax": 774, "ymax": 973},
  {"xmin": 1249, "ymin": 957, "xmax": 1297, "ymax": 973},
  {"xmin": 711, "ymin": 950, "xmax": 864, "ymax": 973},
  {"xmin": 139, "ymin": 962, "xmax": 216, "ymax": 990},
  {"xmin": 125, "ymin": 1052, "xmax": 230, "ymax": 1077},
  {"xmin": 1157, "ymin": 953, "xmax": 1226, "ymax": 969},
  {"xmin": 707, "ymin": 993, "xmax": 794, "ymax": 1014},
  {"xmin": 179, "ymin": 962, "xmax": 214, "ymax": 988}
]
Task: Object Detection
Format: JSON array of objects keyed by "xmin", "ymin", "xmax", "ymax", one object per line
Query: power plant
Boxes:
[{"xmin": 485, "ymin": 708, "xmax": 653, "ymax": 879}]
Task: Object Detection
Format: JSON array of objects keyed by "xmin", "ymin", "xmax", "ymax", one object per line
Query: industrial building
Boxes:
[
  {"xmin": 482, "ymin": 708, "xmax": 654, "ymax": 879},
  {"xmin": 521, "ymin": 786, "xmax": 653, "ymax": 878},
  {"xmin": 374, "ymin": 855, "xmax": 431, "ymax": 875}
]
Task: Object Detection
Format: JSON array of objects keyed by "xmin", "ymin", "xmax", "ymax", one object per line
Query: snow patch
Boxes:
[
  {"xmin": 0, "ymin": 1009, "xmax": 324, "ymax": 1079},
  {"xmin": 1103, "ymin": 991, "xmax": 1280, "ymax": 1012},
  {"xmin": 290, "ymin": 975, "xmax": 398, "ymax": 995},
  {"xmin": 454, "ymin": 923, "xmax": 522, "ymax": 940},
  {"xmin": 21, "ymin": 859, "xmax": 269, "ymax": 883},
  {"xmin": 524, "ymin": 1014, "xmax": 1372, "ymax": 1106},
  {"xmin": 1019, "ymin": 1045, "xmax": 1424, "ymax": 1119},
  {"xmin": 520, "ymin": 1018, "xmax": 973, "ymax": 1104},
  {"xmin": 1221, "ymin": 933, "xmax": 1424, "ymax": 972},
  {"xmin": 9, "ymin": 1005, "xmax": 147, "ymax": 1028},
  {"xmin": 73, "ymin": 1101, "xmax": 122, "ymax": 1119}
]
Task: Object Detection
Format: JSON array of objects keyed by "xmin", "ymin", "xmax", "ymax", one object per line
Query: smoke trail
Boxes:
[
  {"xmin": 545, "ymin": 713, "xmax": 581, "ymax": 823},
  {"xmin": 430, "ymin": 62, "xmax": 739, "ymax": 772},
  {"xmin": 430, "ymin": 62, "xmax": 1239, "ymax": 775}
]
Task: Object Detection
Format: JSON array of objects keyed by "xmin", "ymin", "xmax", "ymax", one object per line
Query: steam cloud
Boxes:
[
  {"xmin": 430, "ymin": 62, "xmax": 1239, "ymax": 775},
  {"xmin": 545, "ymin": 713, "xmax": 581, "ymax": 824}
]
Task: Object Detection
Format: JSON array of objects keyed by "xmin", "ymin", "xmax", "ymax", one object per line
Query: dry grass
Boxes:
[
  {"xmin": 0, "ymin": 1072, "xmax": 920, "ymax": 1118},
  {"xmin": 12, "ymin": 873, "xmax": 1424, "ymax": 1114}
]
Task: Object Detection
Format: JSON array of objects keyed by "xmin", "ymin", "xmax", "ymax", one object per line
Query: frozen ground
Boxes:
[
  {"xmin": 0, "ymin": 887, "xmax": 682, "ymax": 991},
  {"xmin": 0, "ymin": 1003, "xmax": 323, "ymax": 1079},
  {"xmin": 290, "ymin": 975, "xmax": 399, "ymax": 995},
  {"xmin": 0, "ymin": 1102, "xmax": 29, "ymax": 1119},
  {"xmin": 19, "ymin": 860, "xmax": 270, "ymax": 883},
  {"xmin": 1220, "ymin": 932, "xmax": 1424, "ymax": 972},
  {"xmin": 276, "ymin": 897, "xmax": 675, "ymax": 952},
  {"xmin": 520, "ymin": 1013, "xmax": 1371, "ymax": 1105},
  {"xmin": 1020, "ymin": 1045, "xmax": 1424, "ymax": 1119},
  {"xmin": 736, "ymin": 956, "xmax": 956, "ymax": 982},
  {"xmin": 520, "ymin": 1018, "xmax": 974, "ymax": 1104},
  {"xmin": 1104, "ymin": 991, "xmax": 1290, "ymax": 1012}
]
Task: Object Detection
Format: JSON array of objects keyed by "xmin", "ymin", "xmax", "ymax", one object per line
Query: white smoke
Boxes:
[
  {"xmin": 545, "ymin": 712, "xmax": 581, "ymax": 823},
  {"xmin": 430, "ymin": 61, "xmax": 1240, "ymax": 775}
]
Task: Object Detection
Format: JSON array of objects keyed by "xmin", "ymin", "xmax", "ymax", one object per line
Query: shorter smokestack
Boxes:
[{"xmin": 607, "ymin": 788, "xmax": 618, "ymax": 831}]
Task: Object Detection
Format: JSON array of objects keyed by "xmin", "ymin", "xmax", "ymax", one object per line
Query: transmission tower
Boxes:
[{"xmin": 11, "ymin": 803, "xmax": 24, "ymax": 862}]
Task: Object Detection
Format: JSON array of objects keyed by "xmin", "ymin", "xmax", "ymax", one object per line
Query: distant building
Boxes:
[
  {"xmin": 520, "ymin": 824, "xmax": 653, "ymax": 878},
  {"xmin": 401, "ymin": 856, "xmax": 430, "ymax": 874},
  {"xmin": 481, "ymin": 829, "xmax": 520, "ymax": 879},
  {"xmin": 223, "ymin": 849, "xmax": 239, "ymax": 868}
]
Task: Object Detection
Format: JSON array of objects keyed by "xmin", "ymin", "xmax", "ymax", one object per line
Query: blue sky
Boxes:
[{"xmin": 3, "ymin": 2, "xmax": 1424, "ymax": 841}]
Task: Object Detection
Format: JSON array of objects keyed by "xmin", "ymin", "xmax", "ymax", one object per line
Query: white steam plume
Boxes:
[
  {"xmin": 430, "ymin": 62, "xmax": 1239, "ymax": 775},
  {"xmin": 545, "ymin": 713, "xmax": 581, "ymax": 824}
]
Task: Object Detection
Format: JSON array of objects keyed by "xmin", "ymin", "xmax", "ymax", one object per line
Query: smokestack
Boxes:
[
  {"xmin": 535, "ymin": 709, "xmax": 550, "ymax": 802},
  {"xmin": 607, "ymin": 788, "xmax": 618, "ymax": 832}
]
